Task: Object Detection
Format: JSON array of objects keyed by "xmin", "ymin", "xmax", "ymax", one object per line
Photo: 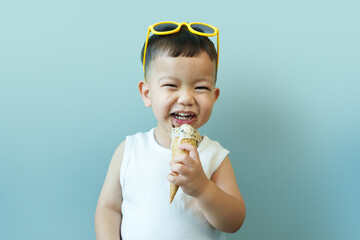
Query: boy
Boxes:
[{"xmin": 95, "ymin": 22, "xmax": 246, "ymax": 239}]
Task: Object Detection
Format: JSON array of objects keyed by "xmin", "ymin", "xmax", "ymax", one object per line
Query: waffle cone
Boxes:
[{"xmin": 170, "ymin": 137, "xmax": 197, "ymax": 203}]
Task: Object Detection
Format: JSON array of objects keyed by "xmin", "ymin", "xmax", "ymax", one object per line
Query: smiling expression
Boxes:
[{"xmin": 139, "ymin": 51, "xmax": 220, "ymax": 147}]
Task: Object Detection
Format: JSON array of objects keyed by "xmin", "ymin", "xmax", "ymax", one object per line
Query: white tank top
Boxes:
[{"xmin": 120, "ymin": 128, "xmax": 229, "ymax": 240}]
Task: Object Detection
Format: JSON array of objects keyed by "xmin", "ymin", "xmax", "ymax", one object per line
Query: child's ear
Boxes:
[
  {"xmin": 139, "ymin": 81, "xmax": 152, "ymax": 107},
  {"xmin": 214, "ymin": 88, "xmax": 220, "ymax": 102}
]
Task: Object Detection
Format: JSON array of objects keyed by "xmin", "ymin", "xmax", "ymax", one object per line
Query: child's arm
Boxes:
[
  {"xmin": 168, "ymin": 143, "xmax": 246, "ymax": 233},
  {"xmin": 197, "ymin": 156, "xmax": 246, "ymax": 233},
  {"xmin": 95, "ymin": 141, "xmax": 125, "ymax": 240}
]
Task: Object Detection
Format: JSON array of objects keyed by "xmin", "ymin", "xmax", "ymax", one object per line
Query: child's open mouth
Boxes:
[{"xmin": 170, "ymin": 112, "xmax": 197, "ymax": 126}]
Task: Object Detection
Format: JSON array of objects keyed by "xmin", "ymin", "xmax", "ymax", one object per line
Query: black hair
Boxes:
[{"xmin": 141, "ymin": 26, "xmax": 218, "ymax": 79}]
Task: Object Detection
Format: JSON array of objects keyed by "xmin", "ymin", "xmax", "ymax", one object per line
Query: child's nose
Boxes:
[{"xmin": 177, "ymin": 90, "xmax": 195, "ymax": 106}]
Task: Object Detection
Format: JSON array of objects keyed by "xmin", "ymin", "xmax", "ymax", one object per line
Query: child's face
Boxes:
[{"xmin": 139, "ymin": 51, "xmax": 220, "ymax": 136}]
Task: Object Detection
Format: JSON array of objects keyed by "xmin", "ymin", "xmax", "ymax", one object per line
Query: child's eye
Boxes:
[
  {"xmin": 163, "ymin": 84, "xmax": 177, "ymax": 88},
  {"xmin": 195, "ymin": 86, "xmax": 211, "ymax": 91}
]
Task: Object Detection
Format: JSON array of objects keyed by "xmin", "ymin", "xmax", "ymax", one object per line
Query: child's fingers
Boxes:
[
  {"xmin": 170, "ymin": 162, "xmax": 189, "ymax": 176},
  {"xmin": 167, "ymin": 173, "xmax": 175, "ymax": 183},
  {"xmin": 173, "ymin": 153, "xmax": 192, "ymax": 167},
  {"xmin": 178, "ymin": 143, "xmax": 197, "ymax": 152},
  {"xmin": 167, "ymin": 172, "xmax": 185, "ymax": 185},
  {"xmin": 178, "ymin": 143, "xmax": 200, "ymax": 164}
]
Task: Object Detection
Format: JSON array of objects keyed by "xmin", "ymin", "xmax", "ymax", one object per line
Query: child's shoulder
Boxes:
[
  {"xmin": 112, "ymin": 139, "xmax": 126, "ymax": 162},
  {"xmin": 200, "ymin": 135, "xmax": 227, "ymax": 151}
]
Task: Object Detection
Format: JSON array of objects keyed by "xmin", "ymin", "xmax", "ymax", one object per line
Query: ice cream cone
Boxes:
[{"xmin": 170, "ymin": 124, "xmax": 202, "ymax": 203}]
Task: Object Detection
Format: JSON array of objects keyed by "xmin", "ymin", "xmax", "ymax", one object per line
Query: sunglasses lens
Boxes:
[
  {"xmin": 190, "ymin": 24, "xmax": 215, "ymax": 34},
  {"xmin": 153, "ymin": 23, "xmax": 178, "ymax": 32}
]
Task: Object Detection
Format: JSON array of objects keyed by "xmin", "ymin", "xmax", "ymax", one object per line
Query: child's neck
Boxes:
[{"xmin": 154, "ymin": 126, "xmax": 172, "ymax": 149}]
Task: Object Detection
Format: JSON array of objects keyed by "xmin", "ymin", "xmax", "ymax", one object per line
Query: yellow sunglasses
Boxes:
[{"xmin": 142, "ymin": 21, "xmax": 219, "ymax": 81}]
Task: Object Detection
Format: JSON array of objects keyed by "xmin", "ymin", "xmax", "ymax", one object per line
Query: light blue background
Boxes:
[{"xmin": 1, "ymin": 0, "xmax": 359, "ymax": 239}]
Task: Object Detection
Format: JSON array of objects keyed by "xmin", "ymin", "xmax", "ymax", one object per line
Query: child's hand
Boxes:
[{"xmin": 167, "ymin": 143, "xmax": 210, "ymax": 198}]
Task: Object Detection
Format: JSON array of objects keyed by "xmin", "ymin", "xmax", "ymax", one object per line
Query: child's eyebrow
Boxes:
[
  {"xmin": 195, "ymin": 77, "xmax": 213, "ymax": 83},
  {"xmin": 158, "ymin": 76, "xmax": 180, "ymax": 82}
]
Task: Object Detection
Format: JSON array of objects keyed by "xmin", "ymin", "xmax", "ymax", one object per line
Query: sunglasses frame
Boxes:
[{"xmin": 142, "ymin": 21, "xmax": 219, "ymax": 81}]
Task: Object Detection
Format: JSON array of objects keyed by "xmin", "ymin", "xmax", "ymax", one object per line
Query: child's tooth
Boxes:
[
  {"xmin": 178, "ymin": 113, "xmax": 192, "ymax": 117},
  {"xmin": 174, "ymin": 113, "xmax": 194, "ymax": 121}
]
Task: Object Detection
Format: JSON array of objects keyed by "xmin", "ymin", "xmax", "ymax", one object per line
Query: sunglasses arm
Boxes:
[
  {"xmin": 217, "ymin": 32, "xmax": 219, "ymax": 69},
  {"xmin": 143, "ymin": 28, "xmax": 151, "ymax": 81}
]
